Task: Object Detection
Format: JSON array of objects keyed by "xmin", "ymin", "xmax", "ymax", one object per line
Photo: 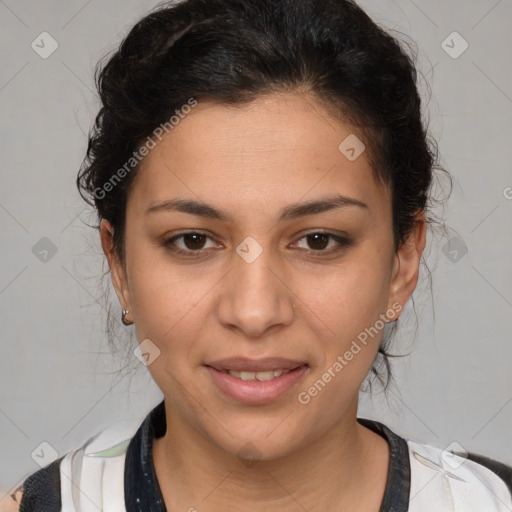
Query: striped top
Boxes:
[{"xmin": 2, "ymin": 400, "xmax": 510, "ymax": 511}]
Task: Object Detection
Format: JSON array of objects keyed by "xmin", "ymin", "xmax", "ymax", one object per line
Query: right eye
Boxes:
[{"xmin": 163, "ymin": 231, "xmax": 221, "ymax": 256}]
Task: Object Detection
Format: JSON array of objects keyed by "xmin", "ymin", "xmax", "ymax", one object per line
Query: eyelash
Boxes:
[{"xmin": 162, "ymin": 230, "xmax": 352, "ymax": 257}]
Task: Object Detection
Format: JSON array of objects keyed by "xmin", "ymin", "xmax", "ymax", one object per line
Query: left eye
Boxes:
[
  {"xmin": 164, "ymin": 232, "xmax": 217, "ymax": 253},
  {"xmin": 294, "ymin": 232, "xmax": 351, "ymax": 252}
]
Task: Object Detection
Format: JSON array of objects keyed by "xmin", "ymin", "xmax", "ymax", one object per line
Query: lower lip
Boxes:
[{"xmin": 205, "ymin": 365, "xmax": 309, "ymax": 405}]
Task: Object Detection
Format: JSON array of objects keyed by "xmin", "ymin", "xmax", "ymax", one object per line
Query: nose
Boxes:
[{"xmin": 216, "ymin": 240, "xmax": 296, "ymax": 338}]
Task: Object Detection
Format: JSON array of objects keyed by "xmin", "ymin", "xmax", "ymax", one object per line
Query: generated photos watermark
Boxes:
[
  {"xmin": 93, "ymin": 98, "xmax": 198, "ymax": 200},
  {"xmin": 297, "ymin": 301, "xmax": 402, "ymax": 405}
]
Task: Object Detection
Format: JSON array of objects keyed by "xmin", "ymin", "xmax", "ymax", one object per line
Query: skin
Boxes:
[
  {"xmin": 101, "ymin": 92, "xmax": 426, "ymax": 512},
  {"xmin": 0, "ymin": 487, "xmax": 23, "ymax": 512}
]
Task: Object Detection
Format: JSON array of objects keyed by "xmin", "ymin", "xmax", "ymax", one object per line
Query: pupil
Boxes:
[
  {"xmin": 185, "ymin": 234, "xmax": 205, "ymax": 250},
  {"xmin": 308, "ymin": 233, "xmax": 328, "ymax": 250}
]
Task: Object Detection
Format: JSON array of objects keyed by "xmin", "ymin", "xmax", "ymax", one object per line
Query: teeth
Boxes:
[
  {"xmin": 250, "ymin": 371, "xmax": 273, "ymax": 381},
  {"xmin": 227, "ymin": 369, "xmax": 290, "ymax": 381}
]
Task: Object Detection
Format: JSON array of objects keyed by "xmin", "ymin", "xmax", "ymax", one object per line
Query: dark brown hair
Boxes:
[{"xmin": 77, "ymin": 0, "xmax": 448, "ymax": 389}]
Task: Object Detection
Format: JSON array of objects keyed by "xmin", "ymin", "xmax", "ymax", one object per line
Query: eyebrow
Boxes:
[{"xmin": 145, "ymin": 194, "xmax": 368, "ymax": 222}]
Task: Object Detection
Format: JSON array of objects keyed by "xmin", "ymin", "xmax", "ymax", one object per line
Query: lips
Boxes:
[
  {"xmin": 204, "ymin": 357, "xmax": 309, "ymax": 404},
  {"xmin": 205, "ymin": 356, "xmax": 307, "ymax": 373}
]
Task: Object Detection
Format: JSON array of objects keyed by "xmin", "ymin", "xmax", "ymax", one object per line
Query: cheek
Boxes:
[
  {"xmin": 125, "ymin": 242, "xmax": 207, "ymax": 349},
  {"xmin": 127, "ymin": 260, "xmax": 208, "ymax": 398},
  {"xmin": 295, "ymin": 244, "xmax": 393, "ymax": 402},
  {"xmin": 340, "ymin": 260, "xmax": 392, "ymax": 328},
  {"xmin": 295, "ymin": 263, "xmax": 391, "ymax": 423},
  {"xmin": 302, "ymin": 247, "xmax": 392, "ymax": 339}
]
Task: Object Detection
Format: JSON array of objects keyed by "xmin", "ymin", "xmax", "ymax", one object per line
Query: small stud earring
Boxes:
[{"xmin": 122, "ymin": 308, "xmax": 133, "ymax": 326}]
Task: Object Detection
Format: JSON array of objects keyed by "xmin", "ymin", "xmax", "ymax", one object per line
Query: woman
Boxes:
[{"xmin": 3, "ymin": 0, "xmax": 511, "ymax": 510}]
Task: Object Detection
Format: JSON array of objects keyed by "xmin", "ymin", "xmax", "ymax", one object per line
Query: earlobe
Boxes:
[
  {"xmin": 99, "ymin": 219, "xmax": 132, "ymax": 315},
  {"xmin": 388, "ymin": 211, "xmax": 427, "ymax": 317}
]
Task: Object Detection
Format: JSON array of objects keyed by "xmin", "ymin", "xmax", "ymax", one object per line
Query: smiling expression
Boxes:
[{"xmin": 102, "ymin": 91, "xmax": 425, "ymax": 460}]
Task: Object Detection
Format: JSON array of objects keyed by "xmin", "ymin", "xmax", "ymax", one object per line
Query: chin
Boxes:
[{"xmin": 203, "ymin": 416, "xmax": 308, "ymax": 463}]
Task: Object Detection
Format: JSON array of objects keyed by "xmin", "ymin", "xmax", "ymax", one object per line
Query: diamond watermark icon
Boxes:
[
  {"xmin": 441, "ymin": 441, "xmax": 468, "ymax": 470},
  {"xmin": 441, "ymin": 32, "xmax": 468, "ymax": 59},
  {"xmin": 338, "ymin": 134, "xmax": 366, "ymax": 162},
  {"xmin": 32, "ymin": 237, "xmax": 58, "ymax": 263},
  {"xmin": 31, "ymin": 32, "xmax": 59, "ymax": 59},
  {"xmin": 237, "ymin": 442, "xmax": 262, "ymax": 468},
  {"xmin": 442, "ymin": 236, "xmax": 468, "ymax": 263},
  {"xmin": 134, "ymin": 338, "xmax": 161, "ymax": 366},
  {"xmin": 31, "ymin": 441, "xmax": 58, "ymax": 468},
  {"xmin": 236, "ymin": 236, "xmax": 263, "ymax": 264}
]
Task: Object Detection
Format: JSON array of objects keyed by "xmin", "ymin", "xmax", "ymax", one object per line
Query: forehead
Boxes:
[{"xmin": 128, "ymin": 92, "xmax": 390, "ymax": 220}]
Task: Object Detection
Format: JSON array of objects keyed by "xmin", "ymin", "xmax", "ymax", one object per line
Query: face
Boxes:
[{"xmin": 102, "ymin": 92, "xmax": 425, "ymax": 461}]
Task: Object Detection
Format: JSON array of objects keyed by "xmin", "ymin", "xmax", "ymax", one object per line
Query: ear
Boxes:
[
  {"xmin": 100, "ymin": 219, "xmax": 132, "ymax": 316},
  {"xmin": 387, "ymin": 211, "xmax": 427, "ymax": 319}
]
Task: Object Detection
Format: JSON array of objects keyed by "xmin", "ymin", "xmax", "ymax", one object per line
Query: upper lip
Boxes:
[{"xmin": 205, "ymin": 357, "xmax": 307, "ymax": 372}]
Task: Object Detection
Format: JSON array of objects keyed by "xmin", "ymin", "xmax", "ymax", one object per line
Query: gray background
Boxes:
[{"xmin": 1, "ymin": 0, "xmax": 511, "ymax": 498}]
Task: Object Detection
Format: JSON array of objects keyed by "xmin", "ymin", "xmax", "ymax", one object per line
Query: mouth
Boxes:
[
  {"xmin": 204, "ymin": 357, "xmax": 309, "ymax": 404},
  {"xmin": 205, "ymin": 356, "xmax": 308, "ymax": 373},
  {"xmin": 219, "ymin": 368, "xmax": 293, "ymax": 381}
]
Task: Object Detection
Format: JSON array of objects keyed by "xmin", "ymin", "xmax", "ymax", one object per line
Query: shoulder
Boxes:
[
  {"xmin": 465, "ymin": 451, "xmax": 512, "ymax": 493},
  {"xmin": 0, "ymin": 485, "xmax": 24, "ymax": 512},
  {"xmin": 0, "ymin": 456, "xmax": 63, "ymax": 512},
  {"xmin": 1, "ymin": 417, "xmax": 140, "ymax": 512},
  {"xmin": 407, "ymin": 438, "xmax": 512, "ymax": 510}
]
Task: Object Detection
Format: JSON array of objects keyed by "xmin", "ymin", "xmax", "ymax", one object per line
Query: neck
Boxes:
[{"xmin": 152, "ymin": 400, "xmax": 390, "ymax": 512}]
